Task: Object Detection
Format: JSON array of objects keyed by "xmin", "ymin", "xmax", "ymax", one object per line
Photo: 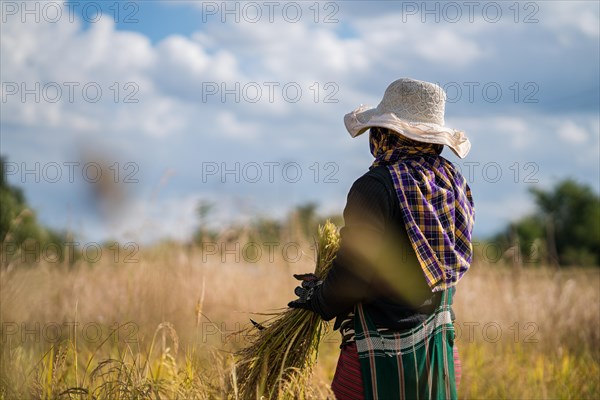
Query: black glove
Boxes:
[{"xmin": 287, "ymin": 273, "xmax": 323, "ymax": 312}]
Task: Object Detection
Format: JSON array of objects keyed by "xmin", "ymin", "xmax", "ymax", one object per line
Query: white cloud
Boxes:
[
  {"xmin": 414, "ymin": 29, "xmax": 482, "ymax": 67},
  {"xmin": 451, "ymin": 116, "xmax": 534, "ymax": 151},
  {"xmin": 188, "ymin": 19, "xmax": 371, "ymax": 81},
  {"xmin": 579, "ymin": 12, "xmax": 600, "ymax": 38},
  {"xmin": 155, "ymin": 35, "xmax": 239, "ymax": 84},
  {"xmin": 139, "ymin": 97, "xmax": 188, "ymax": 138},
  {"xmin": 543, "ymin": 1, "xmax": 600, "ymax": 39},
  {"xmin": 557, "ymin": 120, "xmax": 589, "ymax": 144},
  {"xmin": 350, "ymin": 12, "xmax": 484, "ymax": 68},
  {"xmin": 215, "ymin": 111, "xmax": 260, "ymax": 140}
]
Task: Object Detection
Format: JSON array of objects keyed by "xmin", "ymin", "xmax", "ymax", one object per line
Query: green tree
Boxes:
[
  {"xmin": 294, "ymin": 202, "xmax": 319, "ymax": 238},
  {"xmin": 250, "ymin": 217, "xmax": 282, "ymax": 243},
  {"xmin": 530, "ymin": 179, "xmax": 600, "ymax": 266},
  {"xmin": 494, "ymin": 179, "xmax": 600, "ymax": 266},
  {"xmin": 193, "ymin": 199, "xmax": 217, "ymax": 243},
  {"xmin": 1, "ymin": 156, "xmax": 66, "ymax": 266}
]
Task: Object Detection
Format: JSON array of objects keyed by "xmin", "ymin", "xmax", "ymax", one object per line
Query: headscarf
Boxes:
[{"xmin": 369, "ymin": 127, "xmax": 475, "ymax": 292}]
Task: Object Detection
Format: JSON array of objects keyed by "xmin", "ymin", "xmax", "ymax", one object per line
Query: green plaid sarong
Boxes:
[{"xmin": 354, "ymin": 289, "xmax": 457, "ymax": 400}]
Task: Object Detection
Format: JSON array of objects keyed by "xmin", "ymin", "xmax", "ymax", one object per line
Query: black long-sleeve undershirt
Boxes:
[{"xmin": 312, "ymin": 166, "xmax": 454, "ymax": 331}]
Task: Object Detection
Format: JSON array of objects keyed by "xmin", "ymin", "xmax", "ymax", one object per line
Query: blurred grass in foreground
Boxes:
[{"xmin": 1, "ymin": 243, "xmax": 599, "ymax": 399}]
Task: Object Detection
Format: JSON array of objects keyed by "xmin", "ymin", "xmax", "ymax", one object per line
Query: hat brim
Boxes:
[{"xmin": 344, "ymin": 106, "xmax": 471, "ymax": 159}]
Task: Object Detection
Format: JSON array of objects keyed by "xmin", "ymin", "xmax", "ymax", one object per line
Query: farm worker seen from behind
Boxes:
[{"xmin": 288, "ymin": 78, "xmax": 475, "ymax": 400}]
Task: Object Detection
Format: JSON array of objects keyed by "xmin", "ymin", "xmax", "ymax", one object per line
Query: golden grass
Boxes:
[
  {"xmin": 234, "ymin": 221, "xmax": 340, "ymax": 399},
  {"xmin": 1, "ymin": 241, "xmax": 599, "ymax": 399}
]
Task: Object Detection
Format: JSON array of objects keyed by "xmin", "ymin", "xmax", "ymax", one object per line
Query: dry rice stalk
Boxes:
[{"xmin": 234, "ymin": 220, "xmax": 340, "ymax": 399}]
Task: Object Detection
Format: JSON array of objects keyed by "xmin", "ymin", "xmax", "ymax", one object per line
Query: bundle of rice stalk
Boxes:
[{"xmin": 234, "ymin": 220, "xmax": 340, "ymax": 399}]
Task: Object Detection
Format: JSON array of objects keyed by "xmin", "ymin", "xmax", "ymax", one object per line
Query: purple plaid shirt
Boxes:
[{"xmin": 369, "ymin": 128, "xmax": 475, "ymax": 292}]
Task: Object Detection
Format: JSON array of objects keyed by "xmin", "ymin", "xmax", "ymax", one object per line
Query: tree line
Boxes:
[
  {"xmin": 1, "ymin": 157, "xmax": 598, "ymax": 267},
  {"xmin": 490, "ymin": 179, "xmax": 600, "ymax": 266}
]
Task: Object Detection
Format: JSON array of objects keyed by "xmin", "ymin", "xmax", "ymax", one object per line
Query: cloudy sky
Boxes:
[{"xmin": 2, "ymin": 0, "xmax": 599, "ymax": 243}]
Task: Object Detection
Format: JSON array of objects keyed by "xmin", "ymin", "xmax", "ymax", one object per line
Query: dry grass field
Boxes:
[{"xmin": 1, "ymin": 241, "xmax": 599, "ymax": 399}]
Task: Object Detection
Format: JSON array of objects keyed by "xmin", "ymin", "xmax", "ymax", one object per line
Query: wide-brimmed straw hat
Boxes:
[{"xmin": 344, "ymin": 78, "xmax": 471, "ymax": 158}]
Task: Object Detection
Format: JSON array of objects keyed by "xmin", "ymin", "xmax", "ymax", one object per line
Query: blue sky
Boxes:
[{"xmin": 2, "ymin": 0, "xmax": 599, "ymax": 243}]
